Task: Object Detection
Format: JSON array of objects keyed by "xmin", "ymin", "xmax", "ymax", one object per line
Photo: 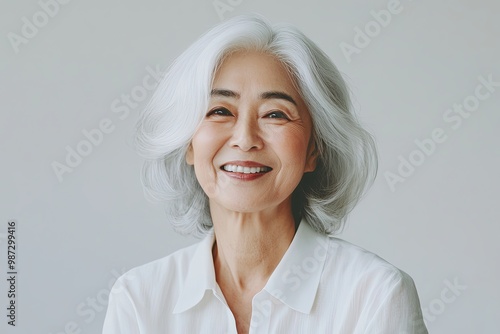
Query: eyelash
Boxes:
[
  {"xmin": 206, "ymin": 107, "xmax": 290, "ymax": 120},
  {"xmin": 206, "ymin": 107, "xmax": 232, "ymax": 117},
  {"xmin": 267, "ymin": 111, "xmax": 290, "ymax": 120}
]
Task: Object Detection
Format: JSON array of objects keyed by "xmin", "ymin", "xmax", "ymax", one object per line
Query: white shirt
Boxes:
[{"xmin": 103, "ymin": 220, "xmax": 428, "ymax": 333}]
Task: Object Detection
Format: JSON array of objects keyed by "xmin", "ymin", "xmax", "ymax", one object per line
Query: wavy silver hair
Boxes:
[{"xmin": 135, "ymin": 14, "xmax": 378, "ymax": 238}]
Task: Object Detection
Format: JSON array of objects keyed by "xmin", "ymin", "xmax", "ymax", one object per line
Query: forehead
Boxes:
[{"xmin": 212, "ymin": 51, "xmax": 299, "ymax": 93}]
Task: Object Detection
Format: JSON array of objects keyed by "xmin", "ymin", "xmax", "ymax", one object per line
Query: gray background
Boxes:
[{"xmin": 1, "ymin": 0, "xmax": 499, "ymax": 333}]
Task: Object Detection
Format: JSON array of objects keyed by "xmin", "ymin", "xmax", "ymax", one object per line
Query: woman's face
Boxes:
[{"xmin": 186, "ymin": 51, "xmax": 317, "ymax": 214}]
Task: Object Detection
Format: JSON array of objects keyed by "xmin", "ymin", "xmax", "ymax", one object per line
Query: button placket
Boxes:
[{"xmin": 249, "ymin": 292, "xmax": 272, "ymax": 334}]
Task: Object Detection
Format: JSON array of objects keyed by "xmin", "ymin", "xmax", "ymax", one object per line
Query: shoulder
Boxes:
[
  {"xmin": 319, "ymin": 239, "xmax": 426, "ymax": 332},
  {"xmin": 111, "ymin": 240, "xmax": 200, "ymax": 294},
  {"xmin": 315, "ymin": 238, "xmax": 426, "ymax": 332},
  {"xmin": 103, "ymin": 239, "xmax": 210, "ymax": 331},
  {"xmin": 323, "ymin": 237, "xmax": 414, "ymax": 289},
  {"xmin": 317, "ymin": 237, "xmax": 421, "ymax": 315}
]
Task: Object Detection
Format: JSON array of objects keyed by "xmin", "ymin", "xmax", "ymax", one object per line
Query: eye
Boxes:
[
  {"xmin": 266, "ymin": 111, "xmax": 290, "ymax": 120},
  {"xmin": 206, "ymin": 107, "xmax": 232, "ymax": 117}
]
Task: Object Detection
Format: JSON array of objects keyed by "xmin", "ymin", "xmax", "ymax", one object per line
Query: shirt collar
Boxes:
[
  {"xmin": 173, "ymin": 219, "xmax": 329, "ymax": 315},
  {"xmin": 172, "ymin": 230, "xmax": 217, "ymax": 314},
  {"xmin": 263, "ymin": 219, "xmax": 329, "ymax": 314}
]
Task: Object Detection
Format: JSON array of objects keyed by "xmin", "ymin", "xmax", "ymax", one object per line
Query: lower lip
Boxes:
[{"xmin": 221, "ymin": 170, "xmax": 270, "ymax": 181}]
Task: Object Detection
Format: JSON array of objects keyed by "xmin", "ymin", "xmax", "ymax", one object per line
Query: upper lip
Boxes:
[{"xmin": 221, "ymin": 160, "xmax": 272, "ymax": 169}]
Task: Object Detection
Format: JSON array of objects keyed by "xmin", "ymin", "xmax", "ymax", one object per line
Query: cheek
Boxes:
[
  {"xmin": 190, "ymin": 125, "xmax": 227, "ymax": 196},
  {"xmin": 272, "ymin": 127, "xmax": 311, "ymax": 168},
  {"xmin": 191, "ymin": 125, "xmax": 225, "ymax": 163}
]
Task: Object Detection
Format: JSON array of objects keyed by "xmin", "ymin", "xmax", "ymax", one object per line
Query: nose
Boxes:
[{"xmin": 228, "ymin": 113, "xmax": 263, "ymax": 151}]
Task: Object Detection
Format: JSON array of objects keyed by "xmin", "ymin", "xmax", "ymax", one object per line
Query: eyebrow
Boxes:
[{"xmin": 210, "ymin": 89, "xmax": 297, "ymax": 106}]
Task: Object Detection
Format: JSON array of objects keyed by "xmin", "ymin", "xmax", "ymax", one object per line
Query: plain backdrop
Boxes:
[{"xmin": 1, "ymin": 0, "xmax": 499, "ymax": 333}]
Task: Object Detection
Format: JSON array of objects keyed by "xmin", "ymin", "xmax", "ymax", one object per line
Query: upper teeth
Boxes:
[{"xmin": 222, "ymin": 165, "xmax": 271, "ymax": 174}]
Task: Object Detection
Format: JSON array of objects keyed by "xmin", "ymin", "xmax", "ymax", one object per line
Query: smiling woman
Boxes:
[{"xmin": 103, "ymin": 13, "xmax": 428, "ymax": 334}]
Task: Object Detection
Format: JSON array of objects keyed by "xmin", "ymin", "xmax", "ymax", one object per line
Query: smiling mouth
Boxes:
[{"xmin": 221, "ymin": 164, "xmax": 272, "ymax": 174}]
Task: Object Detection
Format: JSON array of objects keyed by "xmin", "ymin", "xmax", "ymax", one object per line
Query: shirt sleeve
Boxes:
[
  {"xmin": 364, "ymin": 270, "xmax": 428, "ymax": 334},
  {"xmin": 102, "ymin": 276, "xmax": 141, "ymax": 334}
]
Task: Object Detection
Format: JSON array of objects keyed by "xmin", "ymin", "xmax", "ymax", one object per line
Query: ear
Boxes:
[
  {"xmin": 304, "ymin": 139, "xmax": 318, "ymax": 173},
  {"xmin": 185, "ymin": 142, "xmax": 194, "ymax": 165}
]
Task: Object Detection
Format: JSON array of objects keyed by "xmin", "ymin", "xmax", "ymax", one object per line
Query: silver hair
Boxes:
[{"xmin": 134, "ymin": 13, "xmax": 378, "ymax": 238}]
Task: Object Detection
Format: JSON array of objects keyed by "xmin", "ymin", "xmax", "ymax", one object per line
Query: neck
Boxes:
[{"xmin": 210, "ymin": 200, "xmax": 297, "ymax": 293}]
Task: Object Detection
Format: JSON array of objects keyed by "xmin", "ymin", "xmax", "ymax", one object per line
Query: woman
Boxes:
[{"xmin": 103, "ymin": 14, "xmax": 428, "ymax": 334}]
